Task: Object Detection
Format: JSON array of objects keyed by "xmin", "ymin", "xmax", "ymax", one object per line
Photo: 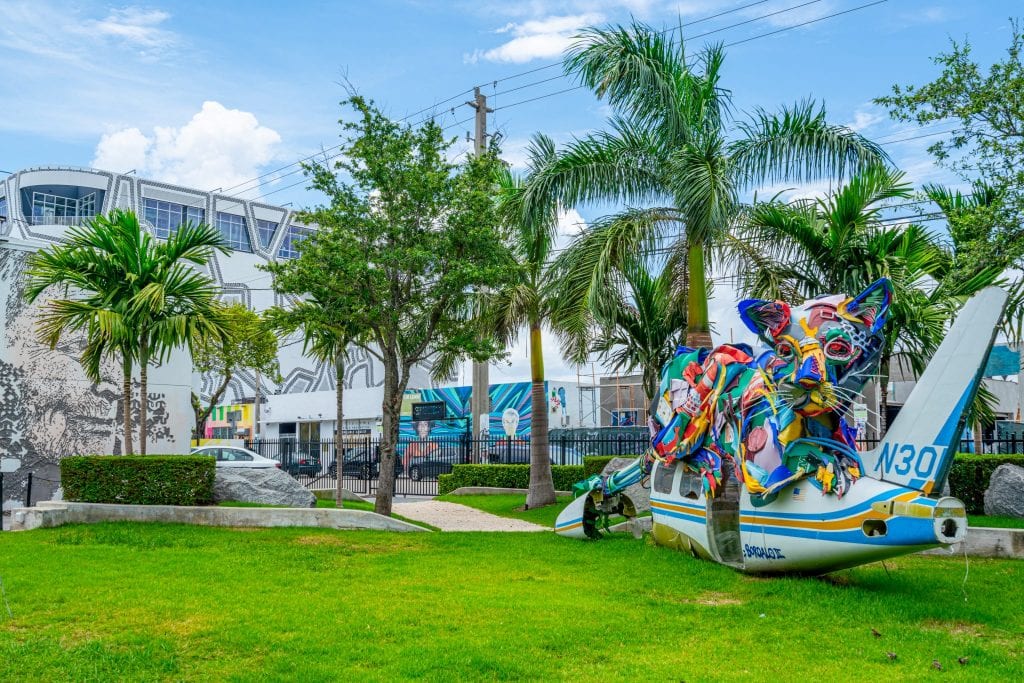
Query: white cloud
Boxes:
[
  {"xmin": 468, "ymin": 12, "xmax": 604, "ymax": 63},
  {"xmin": 846, "ymin": 107, "xmax": 884, "ymax": 132},
  {"xmin": 89, "ymin": 7, "xmax": 175, "ymax": 51},
  {"xmin": 92, "ymin": 127, "xmax": 151, "ymax": 173},
  {"xmin": 91, "ymin": 101, "xmax": 282, "ymax": 193}
]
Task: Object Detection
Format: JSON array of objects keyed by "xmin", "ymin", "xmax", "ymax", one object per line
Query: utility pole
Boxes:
[
  {"xmin": 467, "ymin": 86, "xmax": 494, "ymax": 460},
  {"xmin": 254, "ymin": 369, "xmax": 261, "ymax": 440}
]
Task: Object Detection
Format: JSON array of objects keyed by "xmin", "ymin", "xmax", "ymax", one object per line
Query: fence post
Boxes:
[{"xmin": 24, "ymin": 472, "xmax": 32, "ymax": 508}]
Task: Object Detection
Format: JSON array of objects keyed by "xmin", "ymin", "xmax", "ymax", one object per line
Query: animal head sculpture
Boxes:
[{"xmin": 738, "ymin": 278, "xmax": 892, "ymax": 417}]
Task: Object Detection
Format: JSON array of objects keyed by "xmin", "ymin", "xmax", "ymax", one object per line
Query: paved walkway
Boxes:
[{"xmin": 390, "ymin": 500, "xmax": 548, "ymax": 532}]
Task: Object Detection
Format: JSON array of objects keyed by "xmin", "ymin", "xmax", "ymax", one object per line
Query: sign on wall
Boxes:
[{"xmin": 412, "ymin": 401, "xmax": 447, "ymax": 422}]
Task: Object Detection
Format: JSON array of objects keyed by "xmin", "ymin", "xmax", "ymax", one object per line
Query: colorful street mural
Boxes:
[
  {"xmin": 399, "ymin": 381, "xmax": 571, "ymax": 440},
  {"xmin": 204, "ymin": 403, "xmax": 255, "ymax": 439}
]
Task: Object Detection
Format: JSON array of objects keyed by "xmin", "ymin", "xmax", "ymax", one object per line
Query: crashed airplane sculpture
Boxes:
[{"xmin": 555, "ymin": 279, "xmax": 1007, "ymax": 574}]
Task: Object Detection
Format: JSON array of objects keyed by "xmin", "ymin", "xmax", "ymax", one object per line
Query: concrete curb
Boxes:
[
  {"xmin": 447, "ymin": 486, "xmax": 572, "ymax": 497},
  {"xmin": 11, "ymin": 501, "xmax": 428, "ymax": 533}
]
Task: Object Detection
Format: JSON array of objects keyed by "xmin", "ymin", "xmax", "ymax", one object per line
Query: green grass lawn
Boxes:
[
  {"xmin": 969, "ymin": 514, "xmax": 1024, "ymax": 529},
  {"xmin": 1, "ymin": 523, "xmax": 1021, "ymax": 681}
]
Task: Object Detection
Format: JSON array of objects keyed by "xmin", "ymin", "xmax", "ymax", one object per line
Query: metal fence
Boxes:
[{"xmin": 245, "ymin": 433, "xmax": 652, "ymax": 497}]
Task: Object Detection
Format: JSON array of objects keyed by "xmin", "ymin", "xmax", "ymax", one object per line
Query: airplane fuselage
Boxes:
[{"xmin": 646, "ymin": 459, "xmax": 966, "ymax": 574}]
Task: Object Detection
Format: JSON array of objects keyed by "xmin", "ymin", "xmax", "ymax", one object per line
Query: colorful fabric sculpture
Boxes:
[{"xmin": 648, "ymin": 279, "xmax": 891, "ymax": 503}]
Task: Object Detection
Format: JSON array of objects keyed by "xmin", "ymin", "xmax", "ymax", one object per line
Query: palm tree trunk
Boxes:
[
  {"xmin": 526, "ymin": 321, "xmax": 556, "ymax": 508},
  {"xmin": 335, "ymin": 350, "xmax": 345, "ymax": 508},
  {"xmin": 685, "ymin": 242, "xmax": 713, "ymax": 349},
  {"xmin": 139, "ymin": 335, "xmax": 149, "ymax": 456},
  {"xmin": 122, "ymin": 353, "xmax": 134, "ymax": 455}
]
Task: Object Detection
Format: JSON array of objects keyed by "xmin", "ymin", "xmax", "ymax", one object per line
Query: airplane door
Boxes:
[{"xmin": 706, "ymin": 459, "xmax": 743, "ymax": 567}]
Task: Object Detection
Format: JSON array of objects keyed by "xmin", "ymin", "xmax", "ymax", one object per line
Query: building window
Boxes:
[
  {"xmin": 143, "ymin": 198, "xmax": 205, "ymax": 239},
  {"xmin": 216, "ymin": 211, "xmax": 252, "ymax": 252},
  {"xmin": 278, "ymin": 224, "xmax": 312, "ymax": 259},
  {"xmin": 31, "ymin": 191, "xmax": 97, "ymax": 224},
  {"xmin": 255, "ymin": 218, "xmax": 278, "ymax": 249},
  {"xmin": 0, "ymin": 197, "xmax": 7, "ymax": 222}
]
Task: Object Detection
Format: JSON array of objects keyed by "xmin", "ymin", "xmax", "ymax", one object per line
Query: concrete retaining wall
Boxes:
[
  {"xmin": 10, "ymin": 501, "xmax": 427, "ymax": 533},
  {"xmin": 921, "ymin": 526, "xmax": 1024, "ymax": 559},
  {"xmin": 447, "ymin": 486, "xmax": 571, "ymax": 497}
]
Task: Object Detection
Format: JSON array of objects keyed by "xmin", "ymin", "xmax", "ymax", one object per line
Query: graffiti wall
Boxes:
[{"xmin": 0, "ymin": 244, "xmax": 192, "ymax": 509}]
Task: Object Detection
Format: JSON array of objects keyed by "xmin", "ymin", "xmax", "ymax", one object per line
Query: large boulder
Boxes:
[
  {"xmin": 214, "ymin": 468, "xmax": 316, "ymax": 508},
  {"xmin": 983, "ymin": 464, "xmax": 1024, "ymax": 517},
  {"xmin": 601, "ymin": 457, "xmax": 650, "ymax": 513}
]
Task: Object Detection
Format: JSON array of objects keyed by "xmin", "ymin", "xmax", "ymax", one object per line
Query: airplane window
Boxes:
[
  {"xmin": 679, "ymin": 467, "xmax": 702, "ymax": 500},
  {"xmin": 653, "ymin": 460, "xmax": 677, "ymax": 494}
]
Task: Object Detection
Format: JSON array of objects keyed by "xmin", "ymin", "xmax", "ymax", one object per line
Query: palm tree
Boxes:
[
  {"xmin": 732, "ymin": 165, "xmax": 1004, "ymax": 428},
  {"xmin": 588, "ymin": 256, "xmax": 688, "ymax": 403},
  {"xmin": 525, "ymin": 22, "xmax": 884, "ymax": 349},
  {"xmin": 25, "ymin": 210, "xmax": 228, "ymax": 454},
  {"xmin": 482, "ymin": 135, "xmax": 562, "ymax": 508},
  {"xmin": 266, "ymin": 298, "xmax": 358, "ymax": 506}
]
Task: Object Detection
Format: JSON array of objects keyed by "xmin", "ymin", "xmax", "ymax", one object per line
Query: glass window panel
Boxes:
[
  {"xmin": 255, "ymin": 219, "xmax": 278, "ymax": 248},
  {"xmin": 215, "ymin": 211, "xmax": 252, "ymax": 252},
  {"xmin": 277, "ymin": 224, "xmax": 312, "ymax": 259}
]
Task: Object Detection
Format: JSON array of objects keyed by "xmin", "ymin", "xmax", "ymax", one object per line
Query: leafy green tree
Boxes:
[
  {"xmin": 587, "ymin": 256, "xmax": 688, "ymax": 403},
  {"xmin": 525, "ymin": 22, "xmax": 883, "ymax": 349},
  {"xmin": 733, "ymin": 165, "xmax": 1003, "ymax": 427},
  {"xmin": 876, "ymin": 19, "xmax": 1024, "ymax": 234},
  {"xmin": 278, "ymin": 95, "xmax": 513, "ymax": 517},
  {"xmin": 25, "ymin": 210, "xmax": 228, "ymax": 454},
  {"xmin": 191, "ymin": 302, "xmax": 281, "ymax": 439}
]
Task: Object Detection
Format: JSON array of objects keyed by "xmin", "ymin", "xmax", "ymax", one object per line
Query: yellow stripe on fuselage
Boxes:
[{"xmin": 739, "ymin": 492, "xmax": 919, "ymax": 531}]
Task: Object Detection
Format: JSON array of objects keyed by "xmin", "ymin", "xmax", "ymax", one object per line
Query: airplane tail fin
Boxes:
[{"xmin": 861, "ymin": 286, "xmax": 1008, "ymax": 494}]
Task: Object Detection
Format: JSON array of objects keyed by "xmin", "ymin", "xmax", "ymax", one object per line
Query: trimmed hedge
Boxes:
[
  {"xmin": 948, "ymin": 454, "xmax": 1024, "ymax": 514},
  {"xmin": 61, "ymin": 455, "xmax": 216, "ymax": 506},
  {"xmin": 439, "ymin": 464, "xmax": 585, "ymax": 496}
]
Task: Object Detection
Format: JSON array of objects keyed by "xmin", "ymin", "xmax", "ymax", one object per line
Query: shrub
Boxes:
[
  {"xmin": 948, "ymin": 454, "xmax": 1024, "ymax": 514},
  {"xmin": 584, "ymin": 456, "xmax": 617, "ymax": 477},
  {"xmin": 439, "ymin": 464, "xmax": 585, "ymax": 496},
  {"xmin": 61, "ymin": 455, "xmax": 216, "ymax": 506}
]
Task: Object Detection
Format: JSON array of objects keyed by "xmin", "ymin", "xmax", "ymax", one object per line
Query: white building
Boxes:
[{"xmin": 0, "ymin": 165, "xmax": 428, "ymax": 504}]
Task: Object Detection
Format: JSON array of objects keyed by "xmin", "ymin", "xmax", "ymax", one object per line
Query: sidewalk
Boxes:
[{"xmin": 391, "ymin": 500, "xmax": 548, "ymax": 532}]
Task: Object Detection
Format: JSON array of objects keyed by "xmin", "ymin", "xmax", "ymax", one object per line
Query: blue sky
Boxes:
[{"xmin": 1, "ymin": 0, "xmax": 1019, "ymax": 382}]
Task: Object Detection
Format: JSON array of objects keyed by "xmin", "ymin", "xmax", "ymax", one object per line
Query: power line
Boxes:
[{"xmin": 491, "ymin": 1, "xmax": 889, "ymax": 115}]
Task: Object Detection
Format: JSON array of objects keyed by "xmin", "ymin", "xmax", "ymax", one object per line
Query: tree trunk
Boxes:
[
  {"xmin": 526, "ymin": 322, "xmax": 556, "ymax": 508},
  {"xmin": 685, "ymin": 242, "xmax": 713, "ymax": 349},
  {"xmin": 122, "ymin": 353, "xmax": 134, "ymax": 455},
  {"xmin": 973, "ymin": 418, "xmax": 984, "ymax": 454},
  {"xmin": 335, "ymin": 350, "xmax": 345, "ymax": 508},
  {"xmin": 374, "ymin": 355, "xmax": 403, "ymax": 517},
  {"xmin": 139, "ymin": 335, "xmax": 149, "ymax": 456}
]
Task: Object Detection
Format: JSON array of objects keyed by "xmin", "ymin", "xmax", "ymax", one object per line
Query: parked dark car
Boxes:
[
  {"xmin": 406, "ymin": 443, "xmax": 464, "ymax": 481},
  {"xmin": 486, "ymin": 441, "xmax": 586, "ymax": 465},
  {"xmin": 327, "ymin": 446, "xmax": 402, "ymax": 480},
  {"xmin": 282, "ymin": 454, "xmax": 322, "ymax": 476}
]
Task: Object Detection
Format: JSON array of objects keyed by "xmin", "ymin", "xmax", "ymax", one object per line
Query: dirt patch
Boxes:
[
  {"xmin": 921, "ymin": 619, "xmax": 986, "ymax": 637},
  {"xmin": 295, "ymin": 535, "xmax": 347, "ymax": 546},
  {"xmin": 690, "ymin": 592, "xmax": 743, "ymax": 606}
]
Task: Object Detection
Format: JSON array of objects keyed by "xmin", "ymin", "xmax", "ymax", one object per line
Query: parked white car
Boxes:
[{"xmin": 190, "ymin": 446, "xmax": 281, "ymax": 469}]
